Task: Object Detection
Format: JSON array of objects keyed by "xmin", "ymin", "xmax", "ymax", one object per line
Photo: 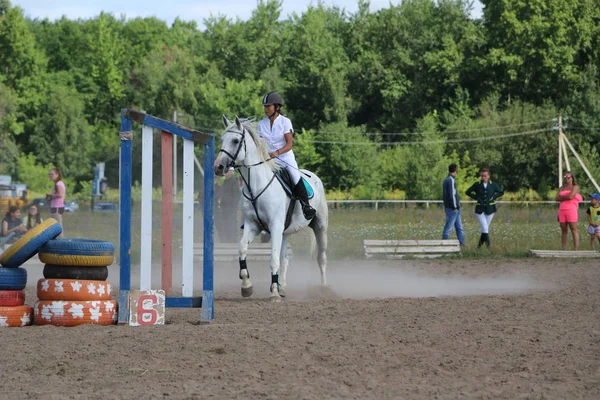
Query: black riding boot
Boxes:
[
  {"xmin": 477, "ymin": 233, "xmax": 485, "ymax": 248},
  {"xmin": 484, "ymin": 233, "xmax": 491, "ymax": 248},
  {"xmin": 294, "ymin": 180, "xmax": 316, "ymax": 220}
]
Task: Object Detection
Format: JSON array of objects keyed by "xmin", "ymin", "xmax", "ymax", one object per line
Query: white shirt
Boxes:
[{"xmin": 257, "ymin": 115, "xmax": 293, "ymax": 154}]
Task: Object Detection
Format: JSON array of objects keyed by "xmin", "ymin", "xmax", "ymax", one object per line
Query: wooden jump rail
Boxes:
[
  {"xmin": 194, "ymin": 242, "xmax": 293, "ymax": 261},
  {"xmin": 364, "ymin": 239, "xmax": 461, "ymax": 259},
  {"xmin": 529, "ymin": 250, "xmax": 600, "ymax": 258}
]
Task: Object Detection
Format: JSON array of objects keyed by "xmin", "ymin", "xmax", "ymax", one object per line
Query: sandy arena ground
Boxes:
[{"xmin": 1, "ymin": 257, "xmax": 599, "ymax": 399}]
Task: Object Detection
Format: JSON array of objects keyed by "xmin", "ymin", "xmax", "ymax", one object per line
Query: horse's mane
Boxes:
[{"xmin": 227, "ymin": 118, "xmax": 280, "ymax": 172}]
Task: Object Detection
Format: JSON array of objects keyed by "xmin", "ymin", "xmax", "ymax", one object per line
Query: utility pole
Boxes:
[
  {"xmin": 555, "ymin": 115, "xmax": 571, "ymax": 187},
  {"xmin": 173, "ymin": 110, "xmax": 177, "ymax": 202}
]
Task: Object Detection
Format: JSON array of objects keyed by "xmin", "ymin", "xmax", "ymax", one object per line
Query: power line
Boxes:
[
  {"xmin": 202, "ymin": 117, "xmax": 552, "ymax": 136},
  {"xmin": 567, "ymin": 127, "xmax": 600, "ymax": 132},
  {"xmin": 306, "ymin": 120, "xmax": 553, "ymax": 136},
  {"xmin": 298, "ymin": 128, "xmax": 549, "ymax": 146}
]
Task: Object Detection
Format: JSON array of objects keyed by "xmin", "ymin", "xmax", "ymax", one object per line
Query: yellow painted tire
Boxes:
[
  {"xmin": 38, "ymin": 253, "xmax": 114, "ymax": 267},
  {"xmin": 0, "ymin": 219, "xmax": 62, "ymax": 268},
  {"xmin": 38, "ymin": 239, "xmax": 114, "ymax": 267}
]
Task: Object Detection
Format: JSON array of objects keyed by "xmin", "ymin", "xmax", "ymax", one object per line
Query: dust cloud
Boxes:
[{"xmin": 207, "ymin": 257, "xmax": 544, "ymax": 301}]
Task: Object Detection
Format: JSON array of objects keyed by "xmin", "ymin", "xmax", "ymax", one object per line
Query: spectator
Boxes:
[
  {"xmin": 47, "ymin": 167, "xmax": 65, "ymax": 237},
  {"xmin": 1, "ymin": 206, "xmax": 27, "ymax": 245},
  {"xmin": 555, "ymin": 171, "xmax": 582, "ymax": 250},
  {"xmin": 465, "ymin": 168, "xmax": 505, "ymax": 248},
  {"xmin": 442, "ymin": 163, "xmax": 465, "ymax": 245},
  {"xmin": 586, "ymin": 193, "xmax": 600, "ymax": 250},
  {"xmin": 25, "ymin": 205, "xmax": 43, "ymax": 230}
]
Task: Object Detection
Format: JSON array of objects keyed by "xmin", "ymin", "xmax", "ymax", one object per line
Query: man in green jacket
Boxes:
[{"xmin": 465, "ymin": 168, "xmax": 504, "ymax": 248}]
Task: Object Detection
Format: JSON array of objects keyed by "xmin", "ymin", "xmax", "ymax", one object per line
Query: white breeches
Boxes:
[
  {"xmin": 275, "ymin": 151, "xmax": 301, "ymax": 185},
  {"xmin": 475, "ymin": 213, "xmax": 495, "ymax": 233}
]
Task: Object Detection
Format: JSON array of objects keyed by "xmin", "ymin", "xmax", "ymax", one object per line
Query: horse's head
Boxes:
[{"xmin": 214, "ymin": 115, "xmax": 247, "ymax": 176}]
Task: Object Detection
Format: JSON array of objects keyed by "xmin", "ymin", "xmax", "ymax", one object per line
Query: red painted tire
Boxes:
[
  {"xmin": 0, "ymin": 305, "xmax": 33, "ymax": 327},
  {"xmin": 0, "ymin": 290, "xmax": 25, "ymax": 306},
  {"xmin": 34, "ymin": 300, "xmax": 117, "ymax": 326},
  {"xmin": 37, "ymin": 279, "xmax": 113, "ymax": 301}
]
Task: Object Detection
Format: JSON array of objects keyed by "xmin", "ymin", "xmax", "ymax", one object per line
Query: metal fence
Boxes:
[{"xmin": 326, "ymin": 199, "xmax": 558, "ymax": 210}]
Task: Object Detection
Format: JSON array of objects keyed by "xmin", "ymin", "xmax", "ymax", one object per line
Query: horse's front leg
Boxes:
[
  {"xmin": 239, "ymin": 221, "xmax": 260, "ymax": 298},
  {"xmin": 279, "ymin": 235, "xmax": 290, "ymax": 295},
  {"xmin": 269, "ymin": 227, "xmax": 284, "ymax": 302}
]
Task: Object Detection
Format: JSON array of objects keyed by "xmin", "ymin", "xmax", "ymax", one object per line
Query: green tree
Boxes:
[
  {"xmin": 283, "ymin": 5, "xmax": 349, "ymax": 129},
  {"xmin": 83, "ymin": 13, "xmax": 126, "ymax": 121},
  {"xmin": 0, "ymin": 1, "xmax": 46, "ymax": 87},
  {"xmin": 402, "ymin": 113, "xmax": 449, "ymax": 199},
  {"xmin": 0, "ymin": 82, "xmax": 21, "ymax": 174},
  {"xmin": 313, "ymin": 122, "xmax": 381, "ymax": 193},
  {"xmin": 481, "ymin": 0, "xmax": 599, "ymax": 104},
  {"xmin": 18, "ymin": 79, "xmax": 92, "ymax": 180}
]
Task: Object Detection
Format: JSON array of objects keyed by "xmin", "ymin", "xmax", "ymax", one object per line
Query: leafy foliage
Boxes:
[{"xmin": 0, "ymin": 0, "xmax": 598, "ymax": 200}]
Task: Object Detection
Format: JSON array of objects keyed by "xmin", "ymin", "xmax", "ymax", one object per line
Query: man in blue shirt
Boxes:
[{"xmin": 442, "ymin": 164, "xmax": 465, "ymax": 245}]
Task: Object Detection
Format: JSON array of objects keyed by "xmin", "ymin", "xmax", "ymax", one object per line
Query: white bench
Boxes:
[
  {"xmin": 194, "ymin": 242, "xmax": 293, "ymax": 261},
  {"xmin": 529, "ymin": 250, "xmax": 600, "ymax": 258},
  {"xmin": 363, "ymin": 239, "xmax": 461, "ymax": 259}
]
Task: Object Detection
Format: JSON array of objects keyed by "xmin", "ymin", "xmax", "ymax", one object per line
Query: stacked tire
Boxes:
[
  {"xmin": 0, "ymin": 219, "xmax": 63, "ymax": 327},
  {"xmin": 34, "ymin": 239, "xmax": 117, "ymax": 326}
]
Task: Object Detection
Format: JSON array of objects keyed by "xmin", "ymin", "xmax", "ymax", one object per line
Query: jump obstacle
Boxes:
[
  {"xmin": 363, "ymin": 239, "xmax": 461, "ymax": 259},
  {"xmin": 194, "ymin": 242, "xmax": 293, "ymax": 261},
  {"xmin": 118, "ymin": 109, "xmax": 215, "ymax": 324}
]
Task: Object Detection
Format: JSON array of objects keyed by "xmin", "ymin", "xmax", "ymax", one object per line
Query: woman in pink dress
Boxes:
[
  {"xmin": 556, "ymin": 171, "xmax": 583, "ymax": 250},
  {"xmin": 47, "ymin": 167, "xmax": 66, "ymax": 237}
]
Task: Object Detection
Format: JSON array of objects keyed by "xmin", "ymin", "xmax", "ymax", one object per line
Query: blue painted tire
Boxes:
[
  {"xmin": 0, "ymin": 268, "xmax": 27, "ymax": 290},
  {"xmin": 0, "ymin": 219, "xmax": 62, "ymax": 268},
  {"xmin": 39, "ymin": 239, "xmax": 115, "ymax": 267}
]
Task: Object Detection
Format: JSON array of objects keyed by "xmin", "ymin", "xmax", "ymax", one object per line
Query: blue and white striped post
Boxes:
[
  {"xmin": 118, "ymin": 111, "xmax": 133, "ymax": 324},
  {"xmin": 201, "ymin": 138, "xmax": 215, "ymax": 322}
]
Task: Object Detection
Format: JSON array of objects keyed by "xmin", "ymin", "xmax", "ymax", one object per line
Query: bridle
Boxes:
[
  {"xmin": 218, "ymin": 125, "xmax": 277, "ymax": 232},
  {"xmin": 218, "ymin": 126, "xmax": 246, "ymax": 170}
]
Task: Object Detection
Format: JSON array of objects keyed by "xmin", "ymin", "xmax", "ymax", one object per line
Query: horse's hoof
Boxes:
[
  {"xmin": 241, "ymin": 285, "xmax": 253, "ymax": 297},
  {"xmin": 278, "ymin": 287, "xmax": 286, "ymax": 298},
  {"xmin": 270, "ymin": 295, "xmax": 282, "ymax": 303}
]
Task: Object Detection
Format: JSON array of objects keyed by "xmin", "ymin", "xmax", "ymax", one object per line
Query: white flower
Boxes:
[
  {"xmin": 51, "ymin": 301, "xmax": 68, "ymax": 316},
  {"xmin": 54, "ymin": 281, "xmax": 64, "ymax": 293},
  {"xmin": 41, "ymin": 304, "xmax": 53, "ymax": 321},
  {"xmin": 20, "ymin": 312, "xmax": 31, "ymax": 327},
  {"xmin": 68, "ymin": 303, "xmax": 84, "ymax": 319},
  {"xmin": 70, "ymin": 281, "xmax": 83, "ymax": 292},
  {"xmin": 0, "ymin": 315, "xmax": 8, "ymax": 327},
  {"xmin": 89, "ymin": 306, "xmax": 102, "ymax": 322},
  {"xmin": 98, "ymin": 284, "xmax": 106, "ymax": 296},
  {"xmin": 86, "ymin": 283, "xmax": 96, "ymax": 294},
  {"xmin": 41, "ymin": 280, "xmax": 50, "ymax": 292}
]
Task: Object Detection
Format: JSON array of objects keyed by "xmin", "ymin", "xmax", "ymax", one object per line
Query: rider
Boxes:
[{"xmin": 257, "ymin": 92, "xmax": 316, "ymax": 220}]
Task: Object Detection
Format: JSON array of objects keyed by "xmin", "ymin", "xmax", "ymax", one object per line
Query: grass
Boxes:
[{"xmin": 58, "ymin": 202, "xmax": 594, "ymax": 263}]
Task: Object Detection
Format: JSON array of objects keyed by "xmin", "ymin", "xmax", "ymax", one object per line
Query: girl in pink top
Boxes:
[
  {"xmin": 556, "ymin": 171, "xmax": 582, "ymax": 250},
  {"xmin": 47, "ymin": 167, "xmax": 65, "ymax": 237}
]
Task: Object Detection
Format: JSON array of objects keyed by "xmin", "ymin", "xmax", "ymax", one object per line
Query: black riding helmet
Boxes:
[{"xmin": 262, "ymin": 92, "xmax": 284, "ymax": 107}]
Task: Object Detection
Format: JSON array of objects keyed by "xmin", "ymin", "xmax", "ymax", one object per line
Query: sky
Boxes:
[{"xmin": 12, "ymin": 0, "xmax": 484, "ymax": 28}]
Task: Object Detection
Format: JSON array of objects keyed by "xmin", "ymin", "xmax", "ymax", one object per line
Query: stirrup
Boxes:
[{"xmin": 302, "ymin": 204, "xmax": 316, "ymax": 220}]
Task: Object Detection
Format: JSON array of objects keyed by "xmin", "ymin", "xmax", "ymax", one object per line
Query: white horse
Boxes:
[{"xmin": 214, "ymin": 116, "xmax": 328, "ymax": 301}]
